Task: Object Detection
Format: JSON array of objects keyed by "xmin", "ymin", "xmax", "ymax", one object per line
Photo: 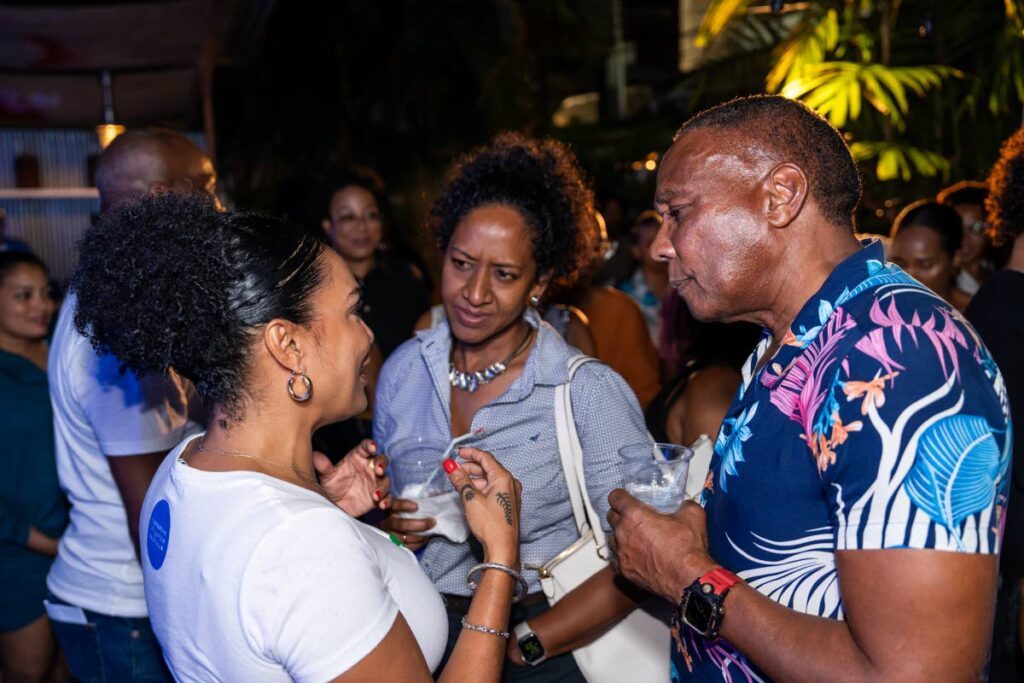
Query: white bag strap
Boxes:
[{"xmin": 553, "ymin": 355, "xmax": 608, "ymax": 550}]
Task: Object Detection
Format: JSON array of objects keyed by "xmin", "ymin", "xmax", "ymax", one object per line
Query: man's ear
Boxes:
[
  {"xmin": 263, "ymin": 319, "xmax": 304, "ymax": 373},
  {"xmin": 763, "ymin": 163, "xmax": 809, "ymax": 229}
]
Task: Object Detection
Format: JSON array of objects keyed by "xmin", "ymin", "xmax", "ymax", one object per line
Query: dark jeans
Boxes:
[
  {"xmin": 46, "ymin": 592, "xmax": 171, "ymax": 683},
  {"xmin": 436, "ymin": 596, "xmax": 586, "ymax": 682}
]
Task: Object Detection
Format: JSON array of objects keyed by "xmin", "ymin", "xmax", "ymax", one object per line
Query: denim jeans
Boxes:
[{"xmin": 46, "ymin": 593, "xmax": 171, "ymax": 683}]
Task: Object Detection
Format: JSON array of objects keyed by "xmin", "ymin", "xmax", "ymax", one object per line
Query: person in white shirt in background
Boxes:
[{"xmin": 44, "ymin": 129, "xmax": 218, "ymax": 682}]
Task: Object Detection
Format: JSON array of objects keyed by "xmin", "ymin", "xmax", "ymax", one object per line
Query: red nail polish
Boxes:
[
  {"xmin": 374, "ymin": 490, "xmax": 382, "ymax": 501},
  {"xmin": 443, "ymin": 459, "xmax": 458, "ymax": 474}
]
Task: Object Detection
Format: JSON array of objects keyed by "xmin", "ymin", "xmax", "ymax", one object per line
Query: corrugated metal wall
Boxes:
[
  {"xmin": 0, "ymin": 129, "xmax": 203, "ymax": 285},
  {"xmin": 0, "ymin": 130, "xmax": 99, "ymax": 285}
]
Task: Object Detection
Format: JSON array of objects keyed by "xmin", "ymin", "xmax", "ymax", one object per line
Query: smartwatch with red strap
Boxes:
[{"xmin": 677, "ymin": 567, "xmax": 741, "ymax": 640}]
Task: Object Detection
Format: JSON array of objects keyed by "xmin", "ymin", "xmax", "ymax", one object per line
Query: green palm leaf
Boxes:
[
  {"xmin": 781, "ymin": 62, "xmax": 959, "ymax": 130},
  {"xmin": 851, "ymin": 142, "xmax": 950, "ymax": 181},
  {"xmin": 767, "ymin": 9, "xmax": 840, "ymax": 92},
  {"xmin": 696, "ymin": 0, "xmax": 757, "ymax": 48}
]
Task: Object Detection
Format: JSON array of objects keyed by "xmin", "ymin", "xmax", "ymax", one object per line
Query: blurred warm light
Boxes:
[
  {"xmin": 630, "ymin": 161, "xmax": 643, "ymax": 171},
  {"xmin": 95, "ymin": 123, "xmax": 125, "ymax": 149},
  {"xmin": 552, "ymin": 92, "xmax": 600, "ymax": 128},
  {"xmin": 644, "ymin": 159, "xmax": 657, "ymax": 171}
]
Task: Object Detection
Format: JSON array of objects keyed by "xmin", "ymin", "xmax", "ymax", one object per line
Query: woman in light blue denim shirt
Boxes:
[{"xmin": 376, "ymin": 133, "xmax": 652, "ymax": 681}]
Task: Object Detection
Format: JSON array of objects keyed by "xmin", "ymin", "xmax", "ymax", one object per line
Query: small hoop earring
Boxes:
[
  {"xmin": 287, "ymin": 370, "xmax": 313, "ymax": 402},
  {"xmin": 529, "ymin": 295, "xmax": 541, "ymax": 307}
]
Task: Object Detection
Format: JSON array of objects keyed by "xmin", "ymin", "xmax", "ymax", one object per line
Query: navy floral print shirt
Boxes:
[{"xmin": 674, "ymin": 240, "xmax": 1012, "ymax": 682}]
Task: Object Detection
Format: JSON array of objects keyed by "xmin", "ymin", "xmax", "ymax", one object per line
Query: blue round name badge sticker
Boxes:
[{"xmin": 146, "ymin": 500, "xmax": 171, "ymax": 570}]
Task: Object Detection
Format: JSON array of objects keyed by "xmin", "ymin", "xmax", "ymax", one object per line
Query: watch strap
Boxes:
[
  {"xmin": 513, "ymin": 621, "xmax": 547, "ymax": 666},
  {"xmin": 513, "ymin": 621, "xmax": 534, "ymax": 641},
  {"xmin": 698, "ymin": 567, "xmax": 740, "ymax": 596}
]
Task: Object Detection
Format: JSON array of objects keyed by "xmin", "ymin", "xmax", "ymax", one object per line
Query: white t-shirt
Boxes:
[
  {"xmin": 46, "ymin": 294, "xmax": 201, "ymax": 617},
  {"xmin": 141, "ymin": 434, "xmax": 447, "ymax": 682}
]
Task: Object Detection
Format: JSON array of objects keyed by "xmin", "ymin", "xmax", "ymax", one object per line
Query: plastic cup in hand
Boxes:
[
  {"xmin": 389, "ymin": 436, "xmax": 470, "ymax": 543},
  {"xmin": 618, "ymin": 443, "xmax": 694, "ymax": 513},
  {"xmin": 390, "ymin": 437, "xmax": 453, "ymax": 498}
]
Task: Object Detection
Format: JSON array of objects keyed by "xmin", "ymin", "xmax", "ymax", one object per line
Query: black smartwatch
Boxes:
[
  {"xmin": 514, "ymin": 621, "xmax": 547, "ymax": 665},
  {"xmin": 678, "ymin": 567, "xmax": 740, "ymax": 639}
]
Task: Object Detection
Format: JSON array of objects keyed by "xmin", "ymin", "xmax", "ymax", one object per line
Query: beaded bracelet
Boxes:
[
  {"xmin": 466, "ymin": 562, "xmax": 529, "ymax": 603},
  {"xmin": 461, "ymin": 616, "xmax": 510, "ymax": 640}
]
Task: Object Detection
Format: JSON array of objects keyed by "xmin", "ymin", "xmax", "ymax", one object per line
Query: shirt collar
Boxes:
[
  {"xmin": 758, "ymin": 238, "xmax": 887, "ymax": 390},
  {"xmin": 417, "ymin": 307, "xmax": 576, "ymax": 408}
]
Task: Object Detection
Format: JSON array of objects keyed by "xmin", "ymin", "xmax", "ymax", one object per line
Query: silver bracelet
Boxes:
[
  {"xmin": 461, "ymin": 615, "xmax": 510, "ymax": 640},
  {"xmin": 466, "ymin": 562, "xmax": 529, "ymax": 603}
]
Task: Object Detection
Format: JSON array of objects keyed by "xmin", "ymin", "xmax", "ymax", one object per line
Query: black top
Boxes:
[
  {"xmin": 358, "ymin": 256, "xmax": 430, "ymax": 359},
  {"xmin": 966, "ymin": 269, "xmax": 1024, "ymax": 579}
]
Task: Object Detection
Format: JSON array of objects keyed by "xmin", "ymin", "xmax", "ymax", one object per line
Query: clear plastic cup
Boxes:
[
  {"xmin": 389, "ymin": 436, "xmax": 452, "ymax": 498},
  {"xmin": 618, "ymin": 443, "xmax": 694, "ymax": 513},
  {"xmin": 388, "ymin": 436, "xmax": 469, "ymax": 542}
]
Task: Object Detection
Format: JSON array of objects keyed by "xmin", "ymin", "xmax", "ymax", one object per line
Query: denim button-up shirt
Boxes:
[{"xmin": 374, "ymin": 309, "xmax": 649, "ymax": 595}]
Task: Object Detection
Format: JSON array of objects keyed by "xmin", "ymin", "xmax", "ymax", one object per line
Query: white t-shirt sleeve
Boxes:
[
  {"xmin": 77, "ymin": 348, "xmax": 192, "ymax": 457},
  {"xmin": 239, "ymin": 507, "xmax": 400, "ymax": 683}
]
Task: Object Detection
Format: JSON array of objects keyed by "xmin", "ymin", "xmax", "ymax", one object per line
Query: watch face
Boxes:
[
  {"xmin": 683, "ymin": 592, "xmax": 716, "ymax": 635},
  {"xmin": 519, "ymin": 633, "xmax": 546, "ymax": 662}
]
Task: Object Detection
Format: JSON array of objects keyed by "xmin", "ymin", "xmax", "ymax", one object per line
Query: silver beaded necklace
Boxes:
[{"xmin": 449, "ymin": 327, "xmax": 535, "ymax": 392}]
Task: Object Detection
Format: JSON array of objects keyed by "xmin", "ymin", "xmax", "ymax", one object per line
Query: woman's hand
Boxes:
[
  {"xmin": 380, "ymin": 499, "xmax": 435, "ymax": 551},
  {"xmin": 315, "ymin": 440, "xmax": 392, "ymax": 517},
  {"xmin": 446, "ymin": 446, "xmax": 521, "ymax": 569}
]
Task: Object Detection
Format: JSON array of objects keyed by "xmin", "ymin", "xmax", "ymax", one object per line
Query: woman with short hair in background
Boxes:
[{"xmin": 889, "ymin": 200, "xmax": 973, "ymax": 311}]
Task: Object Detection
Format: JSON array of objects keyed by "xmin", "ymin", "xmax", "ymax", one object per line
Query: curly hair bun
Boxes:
[
  {"xmin": 429, "ymin": 132, "xmax": 596, "ymax": 285},
  {"xmin": 72, "ymin": 192, "xmax": 326, "ymax": 415}
]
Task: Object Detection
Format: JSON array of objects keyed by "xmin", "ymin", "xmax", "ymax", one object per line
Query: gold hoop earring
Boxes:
[{"xmin": 287, "ymin": 370, "xmax": 313, "ymax": 402}]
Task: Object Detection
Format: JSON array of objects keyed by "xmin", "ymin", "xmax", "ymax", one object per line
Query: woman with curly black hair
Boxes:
[
  {"xmin": 967, "ymin": 127, "xmax": 1024, "ymax": 682},
  {"xmin": 376, "ymin": 133, "xmax": 658, "ymax": 681},
  {"xmin": 70, "ymin": 192, "xmax": 528, "ymax": 682}
]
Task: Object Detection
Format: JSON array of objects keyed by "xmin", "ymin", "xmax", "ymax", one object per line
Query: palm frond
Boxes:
[
  {"xmin": 850, "ymin": 142, "xmax": 950, "ymax": 181},
  {"xmin": 695, "ymin": 0, "xmax": 757, "ymax": 48},
  {"xmin": 767, "ymin": 9, "xmax": 840, "ymax": 92},
  {"xmin": 781, "ymin": 62, "xmax": 960, "ymax": 129}
]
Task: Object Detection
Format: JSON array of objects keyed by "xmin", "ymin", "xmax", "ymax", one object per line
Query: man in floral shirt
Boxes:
[{"xmin": 608, "ymin": 96, "xmax": 1010, "ymax": 682}]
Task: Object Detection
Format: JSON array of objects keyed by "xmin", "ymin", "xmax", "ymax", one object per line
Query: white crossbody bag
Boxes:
[{"xmin": 531, "ymin": 355, "xmax": 670, "ymax": 682}]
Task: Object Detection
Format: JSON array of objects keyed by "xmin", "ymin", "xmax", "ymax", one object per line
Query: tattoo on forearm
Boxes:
[
  {"xmin": 461, "ymin": 484, "xmax": 475, "ymax": 502},
  {"xmin": 496, "ymin": 492, "xmax": 514, "ymax": 526}
]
